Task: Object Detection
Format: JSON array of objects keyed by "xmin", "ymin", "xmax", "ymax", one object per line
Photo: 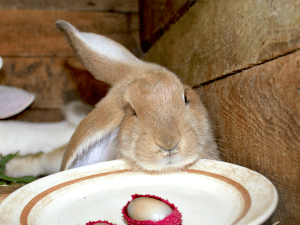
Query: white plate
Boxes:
[{"xmin": 0, "ymin": 159, "xmax": 278, "ymax": 225}]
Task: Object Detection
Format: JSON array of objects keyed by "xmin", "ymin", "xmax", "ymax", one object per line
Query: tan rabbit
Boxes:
[{"xmin": 56, "ymin": 20, "xmax": 220, "ymax": 172}]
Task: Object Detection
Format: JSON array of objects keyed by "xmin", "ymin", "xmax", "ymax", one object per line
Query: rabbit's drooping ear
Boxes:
[
  {"xmin": 55, "ymin": 20, "xmax": 141, "ymax": 85},
  {"xmin": 60, "ymin": 90, "xmax": 124, "ymax": 170}
]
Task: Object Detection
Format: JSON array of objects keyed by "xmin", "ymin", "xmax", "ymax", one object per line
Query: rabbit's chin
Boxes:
[{"xmin": 132, "ymin": 154, "xmax": 200, "ymax": 173}]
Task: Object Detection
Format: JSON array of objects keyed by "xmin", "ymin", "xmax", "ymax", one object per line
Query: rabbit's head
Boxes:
[{"xmin": 56, "ymin": 20, "xmax": 219, "ymax": 172}]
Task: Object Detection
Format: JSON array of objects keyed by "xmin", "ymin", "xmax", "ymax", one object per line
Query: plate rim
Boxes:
[{"xmin": 0, "ymin": 159, "xmax": 278, "ymax": 225}]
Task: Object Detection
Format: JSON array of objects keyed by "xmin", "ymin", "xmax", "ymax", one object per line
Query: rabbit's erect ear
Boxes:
[
  {"xmin": 60, "ymin": 91, "xmax": 125, "ymax": 170},
  {"xmin": 55, "ymin": 20, "xmax": 141, "ymax": 85}
]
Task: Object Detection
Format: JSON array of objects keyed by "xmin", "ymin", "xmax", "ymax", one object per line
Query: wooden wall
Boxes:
[
  {"xmin": 139, "ymin": 0, "xmax": 196, "ymax": 52},
  {"xmin": 142, "ymin": 0, "xmax": 300, "ymax": 224},
  {"xmin": 0, "ymin": 0, "xmax": 140, "ymax": 122}
]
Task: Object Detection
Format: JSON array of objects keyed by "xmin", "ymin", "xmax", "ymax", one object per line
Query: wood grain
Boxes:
[
  {"xmin": 139, "ymin": 0, "xmax": 194, "ymax": 51},
  {"xmin": 0, "ymin": 0, "xmax": 138, "ymax": 12},
  {"xmin": 0, "ymin": 185, "xmax": 23, "ymax": 195},
  {"xmin": 0, "ymin": 58, "xmax": 109, "ymax": 109},
  {"xmin": 0, "ymin": 194, "xmax": 10, "ymax": 204},
  {"xmin": 0, "ymin": 9, "xmax": 140, "ymax": 57},
  {"xmin": 8, "ymin": 109, "xmax": 65, "ymax": 123},
  {"xmin": 196, "ymin": 51, "xmax": 300, "ymax": 224},
  {"xmin": 0, "ymin": 185, "xmax": 24, "ymax": 204},
  {"xmin": 144, "ymin": 0, "xmax": 300, "ymax": 87}
]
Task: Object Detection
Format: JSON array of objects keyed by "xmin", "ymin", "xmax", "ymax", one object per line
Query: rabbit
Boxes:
[
  {"xmin": 56, "ymin": 20, "xmax": 220, "ymax": 173},
  {"xmin": 4, "ymin": 145, "xmax": 67, "ymax": 177},
  {"xmin": 3, "ymin": 101, "xmax": 93, "ymax": 177}
]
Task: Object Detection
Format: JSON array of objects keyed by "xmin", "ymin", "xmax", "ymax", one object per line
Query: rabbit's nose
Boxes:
[
  {"xmin": 155, "ymin": 129, "xmax": 181, "ymax": 153},
  {"xmin": 158, "ymin": 142, "xmax": 180, "ymax": 154}
]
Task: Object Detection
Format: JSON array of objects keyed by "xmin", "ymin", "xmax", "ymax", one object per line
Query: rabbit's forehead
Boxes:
[
  {"xmin": 132, "ymin": 70, "xmax": 183, "ymax": 95},
  {"xmin": 128, "ymin": 78, "xmax": 183, "ymax": 104},
  {"xmin": 128, "ymin": 81, "xmax": 185, "ymax": 120},
  {"xmin": 123, "ymin": 70, "xmax": 186, "ymax": 118}
]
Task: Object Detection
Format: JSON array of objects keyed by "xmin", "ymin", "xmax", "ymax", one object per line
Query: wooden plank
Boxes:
[
  {"xmin": 196, "ymin": 51, "xmax": 300, "ymax": 224},
  {"xmin": 0, "ymin": 185, "xmax": 23, "ymax": 204},
  {"xmin": 1, "ymin": 58, "xmax": 109, "ymax": 109},
  {"xmin": 0, "ymin": 10, "xmax": 140, "ymax": 57},
  {"xmin": 144, "ymin": 0, "xmax": 300, "ymax": 87},
  {"xmin": 0, "ymin": 185, "xmax": 23, "ymax": 195},
  {"xmin": 8, "ymin": 109, "xmax": 65, "ymax": 123},
  {"xmin": 0, "ymin": 194, "xmax": 10, "ymax": 204},
  {"xmin": 139, "ymin": 0, "xmax": 194, "ymax": 52},
  {"xmin": 0, "ymin": 0, "xmax": 138, "ymax": 12}
]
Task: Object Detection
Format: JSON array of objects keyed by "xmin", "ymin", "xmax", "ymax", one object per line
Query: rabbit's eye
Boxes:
[
  {"xmin": 132, "ymin": 108, "xmax": 137, "ymax": 116},
  {"xmin": 127, "ymin": 106, "xmax": 137, "ymax": 117},
  {"xmin": 184, "ymin": 95, "xmax": 190, "ymax": 105}
]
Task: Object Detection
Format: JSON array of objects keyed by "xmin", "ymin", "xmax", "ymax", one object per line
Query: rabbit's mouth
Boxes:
[
  {"xmin": 135, "ymin": 154, "xmax": 198, "ymax": 173},
  {"xmin": 128, "ymin": 148, "xmax": 200, "ymax": 172},
  {"xmin": 158, "ymin": 153, "xmax": 197, "ymax": 169},
  {"xmin": 164, "ymin": 154, "xmax": 179, "ymax": 165}
]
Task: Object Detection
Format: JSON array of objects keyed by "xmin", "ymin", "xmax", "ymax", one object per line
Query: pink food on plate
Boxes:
[
  {"xmin": 86, "ymin": 220, "xmax": 116, "ymax": 225},
  {"xmin": 122, "ymin": 194, "xmax": 182, "ymax": 225}
]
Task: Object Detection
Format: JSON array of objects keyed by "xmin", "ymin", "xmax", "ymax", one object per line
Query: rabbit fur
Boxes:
[
  {"xmin": 56, "ymin": 20, "xmax": 220, "ymax": 172},
  {"xmin": 3, "ymin": 101, "xmax": 92, "ymax": 177}
]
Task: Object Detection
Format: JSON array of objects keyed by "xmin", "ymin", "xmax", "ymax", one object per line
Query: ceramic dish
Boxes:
[{"xmin": 0, "ymin": 159, "xmax": 278, "ymax": 225}]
